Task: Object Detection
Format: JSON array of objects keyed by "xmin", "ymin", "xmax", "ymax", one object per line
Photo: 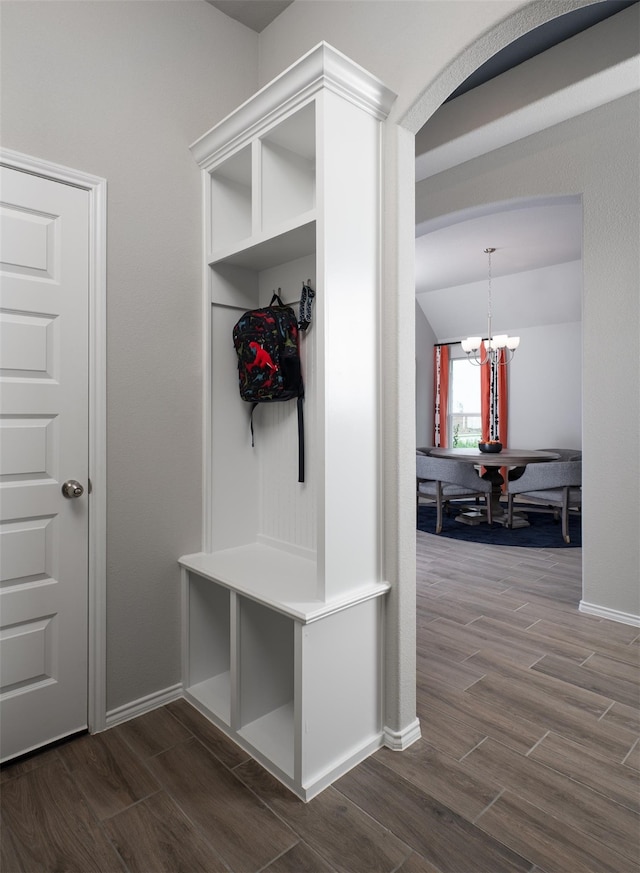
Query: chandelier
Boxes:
[{"xmin": 461, "ymin": 247, "xmax": 520, "ymax": 366}]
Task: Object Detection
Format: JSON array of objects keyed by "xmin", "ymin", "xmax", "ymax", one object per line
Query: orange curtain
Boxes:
[
  {"xmin": 481, "ymin": 344, "xmax": 509, "ymax": 487},
  {"xmin": 480, "ymin": 342, "xmax": 491, "ymax": 442},
  {"xmin": 433, "ymin": 344, "xmax": 449, "ymax": 447},
  {"xmin": 496, "ymin": 352, "xmax": 508, "ymax": 447}
]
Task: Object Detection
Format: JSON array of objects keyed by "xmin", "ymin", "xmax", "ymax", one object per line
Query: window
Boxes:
[{"xmin": 449, "ymin": 356, "xmax": 481, "ymax": 448}]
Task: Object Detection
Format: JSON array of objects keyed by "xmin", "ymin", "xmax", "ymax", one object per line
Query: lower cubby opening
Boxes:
[
  {"xmin": 238, "ymin": 702, "xmax": 295, "ymax": 779},
  {"xmin": 181, "ymin": 564, "xmax": 390, "ymax": 799},
  {"xmin": 237, "ymin": 597, "xmax": 295, "ymax": 777},
  {"xmin": 187, "ymin": 575, "xmax": 231, "ymax": 725}
]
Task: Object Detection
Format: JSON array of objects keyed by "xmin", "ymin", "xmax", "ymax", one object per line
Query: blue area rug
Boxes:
[{"xmin": 417, "ymin": 504, "xmax": 581, "ymax": 548}]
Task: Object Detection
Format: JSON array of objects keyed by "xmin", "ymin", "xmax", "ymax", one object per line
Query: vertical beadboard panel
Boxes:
[
  {"xmin": 257, "ymin": 254, "xmax": 317, "ymax": 556},
  {"xmin": 211, "ymin": 302, "xmax": 260, "ymax": 551}
]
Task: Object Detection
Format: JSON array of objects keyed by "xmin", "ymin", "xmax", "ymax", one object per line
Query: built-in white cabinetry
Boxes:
[{"xmin": 180, "ymin": 43, "xmax": 395, "ymax": 800}]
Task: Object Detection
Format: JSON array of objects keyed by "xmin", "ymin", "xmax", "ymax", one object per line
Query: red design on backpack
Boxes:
[{"xmin": 246, "ymin": 342, "xmax": 277, "ymax": 373}]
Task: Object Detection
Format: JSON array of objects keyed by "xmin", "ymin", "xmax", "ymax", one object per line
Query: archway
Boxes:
[{"xmin": 383, "ymin": 0, "xmax": 613, "ymax": 745}]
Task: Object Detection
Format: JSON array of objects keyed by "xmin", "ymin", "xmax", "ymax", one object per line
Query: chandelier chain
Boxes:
[
  {"xmin": 462, "ymin": 246, "xmax": 519, "ymax": 366},
  {"xmin": 486, "ymin": 247, "xmax": 493, "ymax": 325}
]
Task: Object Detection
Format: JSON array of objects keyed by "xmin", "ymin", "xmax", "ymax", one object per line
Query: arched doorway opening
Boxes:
[{"xmin": 385, "ymin": 0, "xmax": 639, "ymax": 745}]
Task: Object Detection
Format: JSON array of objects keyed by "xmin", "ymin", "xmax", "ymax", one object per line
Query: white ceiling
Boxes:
[
  {"xmin": 415, "ymin": 198, "xmax": 584, "ymax": 341},
  {"xmin": 415, "ymin": 197, "xmax": 583, "ymax": 296}
]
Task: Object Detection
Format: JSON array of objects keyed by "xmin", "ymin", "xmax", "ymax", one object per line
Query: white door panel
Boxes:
[{"xmin": 0, "ymin": 166, "xmax": 89, "ymax": 761}]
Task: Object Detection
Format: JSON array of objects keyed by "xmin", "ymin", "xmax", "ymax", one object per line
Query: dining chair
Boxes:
[
  {"xmin": 506, "ymin": 459, "xmax": 582, "ymax": 543},
  {"xmin": 416, "ymin": 453, "xmax": 493, "ymax": 534},
  {"xmin": 508, "ymin": 448, "xmax": 582, "ymax": 482}
]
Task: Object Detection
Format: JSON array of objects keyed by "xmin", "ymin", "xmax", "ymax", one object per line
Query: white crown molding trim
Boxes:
[
  {"xmin": 190, "ymin": 41, "xmax": 396, "ymax": 168},
  {"xmin": 579, "ymin": 601, "xmax": 640, "ymax": 628},
  {"xmin": 383, "ymin": 718, "xmax": 422, "ymax": 751},
  {"xmin": 0, "ymin": 148, "xmax": 108, "ymax": 734},
  {"xmin": 105, "ymin": 685, "xmax": 184, "ymax": 729}
]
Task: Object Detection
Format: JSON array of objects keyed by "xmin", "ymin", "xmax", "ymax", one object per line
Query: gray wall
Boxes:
[
  {"xmin": 509, "ymin": 321, "xmax": 582, "ymax": 450},
  {"xmin": 0, "ymin": 0, "xmax": 258, "ymax": 711},
  {"xmin": 415, "ymin": 303, "xmax": 436, "ymax": 448}
]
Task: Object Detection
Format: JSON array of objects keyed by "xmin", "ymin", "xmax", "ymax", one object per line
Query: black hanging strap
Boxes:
[
  {"xmin": 297, "ymin": 395, "xmax": 305, "ymax": 483},
  {"xmin": 249, "ymin": 402, "xmax": 258, "ymax": 448}
]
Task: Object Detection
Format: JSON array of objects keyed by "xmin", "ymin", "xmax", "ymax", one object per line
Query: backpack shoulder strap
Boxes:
[{"xmin": 298, "ymin": 282, "xmax": 315, "ymax": 331}]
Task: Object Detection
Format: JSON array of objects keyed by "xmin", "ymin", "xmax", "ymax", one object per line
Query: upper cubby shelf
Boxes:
[
  {"xmin": 193, "ymin": 41, "xmax": 396, "ymax": 278},
  {"xmin": 190, "ymin": 42, "xmax": 396, "ymax": 171},
  {"xmin": 207, "ymin": 100, "xmax": 316, "ymax": 263},
  {"xmin": 209, "ymin": 146, "xmax": 252, "ymax": 251},
  {"xmin": 208, "ymin": 214, "xmax": 316, "ymax": 270},
  {"xmin": 261, "ymin": 102, "xmax": 315, "ymax": 233}
]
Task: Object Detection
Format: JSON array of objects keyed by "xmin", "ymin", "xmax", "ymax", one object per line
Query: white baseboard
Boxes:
[
  {"xmin": 301, "ymin": 734, "xmax": 386, "ymax": 801},
  {"xmin": 104, "ymin": 684, "xmax": 183, "ymax": 730},
  {"xmin": 383, "ymin": 718, "xmax": 422, "ymax": 751},
  {"xmin": 579, "ymin": 600, "xmax": 640, "ymax": 628}
]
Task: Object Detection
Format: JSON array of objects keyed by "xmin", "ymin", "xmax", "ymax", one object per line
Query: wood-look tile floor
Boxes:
[{"xmin": 2, "ymin": 533, "xmax": 639, "ymax": 873}]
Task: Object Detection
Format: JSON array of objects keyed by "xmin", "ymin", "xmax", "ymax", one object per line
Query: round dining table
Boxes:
[{"xmin": 429, "ymin": 447, "xmax": 560, "ymax": 527}]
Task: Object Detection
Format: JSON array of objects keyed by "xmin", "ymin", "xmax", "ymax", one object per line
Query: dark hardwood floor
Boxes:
[{"xmin": 2, "ymin": 532, "xmax": 639, "ymax": 873}]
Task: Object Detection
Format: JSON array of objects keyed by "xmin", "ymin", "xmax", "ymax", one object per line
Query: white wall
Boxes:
[
  {"xmin": 508, "ymin": 322, "xmax": 582, "ymax": 449},
  {"xmin": 415, "ymin": 303, "xmax": 436, "ymax": 447},
  {"xmin": 418, "ymin": 259, "xmax": 583, "ymax": 341},
  {"xmin": 0, "ymin": 0, "xmax": 259, "ymax": 711},
  {"xmin": 419, "ymin": 320, "xmax": 583, "ymax": 451}
]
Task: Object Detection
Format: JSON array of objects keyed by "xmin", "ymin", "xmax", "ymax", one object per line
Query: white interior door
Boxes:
[{"xmin": 0, "ymin": 165, "xmax": 90, "ymax": 761}]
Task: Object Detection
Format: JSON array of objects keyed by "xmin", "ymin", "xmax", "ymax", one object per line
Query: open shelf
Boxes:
[
  {"xmin": 209, "ymin": 214, "xmax": 316, "ymax": 271},
  {"xmin": 238, "ymin": 702, "xmax": 295, "ymax": 778},
  {"xmin": 237, "ymin": 597, "xmax": 294, "ymax": 776},
  {"xmin": 187, "ymin": 575, "xmax": 231, "ymax": 724},
  {"xmin": 187, "ymin": 673, "xmax": 231, "ymax": 725},
  {"xmin": 210, "ymin": 145, "xmax": 252, "ymax": 251},
  {"xmin": 180, "ymin": 549, "xmax": 389, "ymax": 623},
  {"xmin": 261, "ymin": 102, "xmax": 315, "ymax": 234},
  {"xmin": 208, "ymin": 249, "xmax": 318, "ymax": 579}
]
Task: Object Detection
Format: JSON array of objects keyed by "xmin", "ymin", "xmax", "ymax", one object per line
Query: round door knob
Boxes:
[{"xmin": 61, "ymin": 480, "xmax": 84, "ymax": 499}]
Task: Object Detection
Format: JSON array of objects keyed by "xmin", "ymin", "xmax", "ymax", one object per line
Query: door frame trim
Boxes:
[{"xmin": 1, "ymin": 148, "xmax": 107, "ymax": 732}]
